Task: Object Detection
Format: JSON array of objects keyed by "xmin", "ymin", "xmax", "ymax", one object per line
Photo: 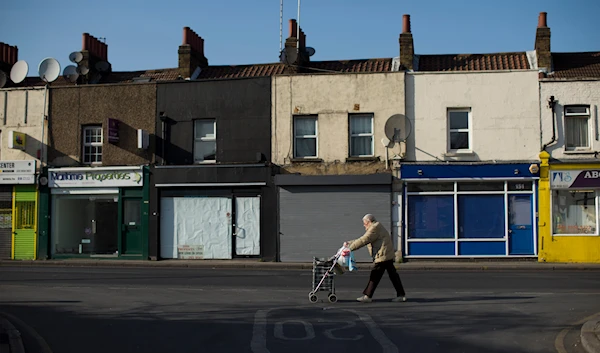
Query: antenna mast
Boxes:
[
  {"xmin": 297, "ymin": 0, "xmax": 301, "ymax": 56},
  {"xmin": 279, "ymin": 0, "xmax": 283, "ymax": 53}
]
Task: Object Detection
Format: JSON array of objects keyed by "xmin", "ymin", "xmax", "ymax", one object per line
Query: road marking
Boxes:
[
  {"xmin": 554, "ymin": 310, "xmax": 600, "ymax": 353},
  {"xmin": 323, "ymin": 321, "xmax": 364, "ymax": 341},
  {"xmin": 0, "ymin": 311, "xmax": 53, "ymax": 353},
  {"xmin": 250, "ymin": 306, "xmax": 398, "ymax": 353},
  {"xmin": 274, "ymin": 320, "xmax": 315, "ymax": 340}
]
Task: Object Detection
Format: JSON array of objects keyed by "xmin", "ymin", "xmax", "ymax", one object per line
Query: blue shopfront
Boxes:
[{"xmin": 400, "ymin": 164, "xmax": 539, "ymax": 258}]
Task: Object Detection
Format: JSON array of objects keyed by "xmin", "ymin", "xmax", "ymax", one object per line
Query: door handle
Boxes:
[
  {"xmin": 518, "ymin": 226, "xmax": 526, "ymax": 230},
  {"xmin": 508, "ymin": 229, "xmax": 512, "ymax": 233}
]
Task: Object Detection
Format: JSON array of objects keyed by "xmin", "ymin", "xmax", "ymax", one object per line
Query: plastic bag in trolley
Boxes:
[{"xmin": 335, "ymin": 246, "xmax": 357, "ymax": 271}]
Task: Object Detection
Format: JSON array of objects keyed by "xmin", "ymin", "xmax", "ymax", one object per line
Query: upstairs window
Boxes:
[
  {"xmin": 294, "ymin": 115, "xmax": 318, "ymax": 158},
  {"xmin": 448, "ymin": 108, "xmax": 472, "ymax": 152},
  {"xmin": 349, "ymin": 114, "xmax": 374, "ymax": 157},
  {"xmin": 82, "ymin": 126, "xmax": 102, "ymax": 164},
  {"xmin": 565, "ymin": 105, "xmax": 590, "ymax": 150},
  {"xmin": 194, "ymin": 119, "xmax": 216, "ymax": 163}
]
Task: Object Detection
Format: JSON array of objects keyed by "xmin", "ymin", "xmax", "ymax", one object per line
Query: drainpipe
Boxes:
[
  {"xmin": 40, "ymin": 85, "xmax": 48, "ymax": 169},
  {"xmin": 159, "ymin": 112, "xmax": 167, "ymax": 165},
  {"xmin": 542, "ymin": 95, "xmax": 557, "ymax": 151}
]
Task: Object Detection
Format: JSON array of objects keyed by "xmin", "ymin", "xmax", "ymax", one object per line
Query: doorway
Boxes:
[
  {"xmin": 508, "ymin": 194, "xmax": 534, "ymax": 255},
  {"xmin": 121, "ymin": 198, "xmax": 142, "ymax": 255}
]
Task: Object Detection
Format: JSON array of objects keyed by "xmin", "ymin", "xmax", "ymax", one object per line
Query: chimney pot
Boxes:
[
  {"xmin": 183, "ymin": 27, "xmax": 190, "ymax": 45},
  {"xmin": 12, "ymin": 46, "xmax": 18, "ymax": 64},
  {"xmin": 199, "ymin": 37, "xmax": 204, "ymax": 56},
  {"xmin": 402, "ymin": 14, "xmax": 411, "ymax": 33},
  {"xmin": 82, "ymin": 33, "xmax": 90, "ymax": 51},
  {"xmin": 0, "ymin": 43, "xmax": 5, "ymax": 63},
  {"xmin": 538, "ymin": 12, "xmax": 547, "ymax": 28},
  {"xmin": 289, "ymin": 19, "xmax": 298, "ymax": 38}
]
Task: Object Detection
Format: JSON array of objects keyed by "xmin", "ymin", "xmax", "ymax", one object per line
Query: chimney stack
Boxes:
[
  {"xmin": 79, "ymin": 32, "xmax": 111, "ymax": 82},
  {"xmin": 399, "ymin": 14, "xmax": 414, "ymax": 71},
  {"xmin": 283, "ymin": 19, "xmax": 310, "ymax": 73},
  {"xmin": 178, "ymin": 26, "xmax": 208, "ymax": 79},
  {"xmin": 535, "ymin": 12, "xmax": 551, "ymax": 73},
  {"xmin": 0, "ymin": 42, "xmax": 18, "ymax": 83}
]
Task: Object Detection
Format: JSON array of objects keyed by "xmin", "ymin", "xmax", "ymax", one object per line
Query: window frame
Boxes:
[
  {"xmin": 82, "ymin": 125, "xmax": 103, "ymax": 165},
  {"xmin": 564, "ymin": 105, "xmax": 591, "ymax": 151},
  {"xmin": 551, "ymin": 189, "xmax": 599, "ymax": 236},
  {"xmin": 447, "ymin": 108, "xmax": 472, "ymax": 153},
  {"xmin": 193, "ymin": 118, "xmax": 217, "ymax": 164},
  {"xmin": 348, "ymin": 113, "xmax": 375, "ymax": 157},
  {"xmin": 293, "ymin": 115, "xmax": 318, "ymax": 159}
]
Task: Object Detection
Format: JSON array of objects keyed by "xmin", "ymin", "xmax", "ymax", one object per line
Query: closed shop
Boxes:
[
  {"xmin": 401, "ymin": 164, "xmax": 539, "ymax": 258},
  {"xmin": 0, "ymin": 186, "xmax": 13, "ymax": 259},
  {"xmin": 276, "ymin": 174, "xmax": 393, "ymax": 262}
]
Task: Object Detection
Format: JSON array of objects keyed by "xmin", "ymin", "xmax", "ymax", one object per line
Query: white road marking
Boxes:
[{"xmin": 273, "ymin": 320, "xmax": 315, "ymax": 340}]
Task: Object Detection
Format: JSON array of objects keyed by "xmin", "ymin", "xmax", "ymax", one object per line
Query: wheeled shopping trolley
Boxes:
[{"xmin": 308, "ymin": 254, "xmax": 341, "ymax": 303}]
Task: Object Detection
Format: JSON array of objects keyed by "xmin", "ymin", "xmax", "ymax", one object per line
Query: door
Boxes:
[
  {"xmin": 92, "ymin": 199, "xmax": 119, "ymax": 255},
  {"xmin": 234, "ymin": 197, "xmax": 260, "ymax": 256},
  {"xmin": 508, "ymin": 194, "xmax": 534, "ymax": 255},
  {"xmin": 13, "ymin": 185, "xmax": 37, "ymax": 260},
  {"xmin": 122, "ymin": 198, "xmax": 142, "ymax": 255}
]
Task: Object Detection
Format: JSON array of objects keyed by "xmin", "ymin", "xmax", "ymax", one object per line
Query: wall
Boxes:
[
  {"xmin": 48, "ymin": 83, "xmax": 156, "ymax": 167},
  {"xmin": 406, "ymin": 71, "xmax": 541, "ymax": 162},
  {"xmin": 0, "ymin": 88, "xmax": 46, "ymax": 168},
  {"xmin": 540, "ymin": 79, "xmax": 600, "ymax": 160},
  {"xmin": 272, "ymin": 72, "xmax": 405, "ymax": 175},
  {"xmin": 538, "ymin": 153, "xmax": 600, "ymax": 263},
  {"xmin": 156, "ymin": 77, "xmax": 271, "ymax": 165}
]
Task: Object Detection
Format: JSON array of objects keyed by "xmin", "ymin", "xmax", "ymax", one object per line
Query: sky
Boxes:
[{"xmin": 2, "ymin": 0, "xmax": 600, "ymax": 76}]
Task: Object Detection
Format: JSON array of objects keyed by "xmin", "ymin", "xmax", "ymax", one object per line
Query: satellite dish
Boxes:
[
  {"xmin": 38, "ymin": 57, "xmax": 61, "ymax": 83},
  {"xmin": 305, "ymin": 47, "xmax": 316, "ymax": 57},
  {"xmin": 77, "ymin": 65, "xmax": 89, "ymax": 75},
  {"xmin": 280, "ymin": 47, "xmax": 298, "ymax": 65},
  {"xmin": 95, "ymin": 61, "xmax": 110, "ymax": 72},
  {"xmin": 384, "ymin": 114, "xmax": 412, "ymax": 143},
  {"xmin": 69, "ymin": 51, "xmax": 83, "ymax": 63},
  {"xmin": 63, "ymin": 65, "xmax": 79, "ymax": 83},
  {"xmin": 0, "ymin": 71, "xmax": 7, "ymax": 88},
  {"xmin": 10, "ymin": 60, "xmax": 29, "ymax": 84}
]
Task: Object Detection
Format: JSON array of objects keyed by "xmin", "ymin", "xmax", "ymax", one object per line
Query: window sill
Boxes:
[
  {"xmin": 552, "ymin": 233, "xmax": 598, "ymax": 237},
  {"xmin": 291, "ymin": 158, "xmax": 323, "ymax": 163},
  {"xmin": 563, "ymin": 150, "xmax": 596, "ymax": 155},
  {"xmin": 443, "ymin": 151, "xmax": 475, "ymax": 157},
  {"xmin": 346, "ymin": 156, "xmax": 380, "ymax": 162}
]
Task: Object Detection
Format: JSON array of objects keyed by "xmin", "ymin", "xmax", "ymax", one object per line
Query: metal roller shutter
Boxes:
[
  {"xmin": 0, "ymin": 186, "xmax": 13, "ymax": 259},
  {"xmin": 279, "ymin": 185, "xmax": 391, "ymax": 262}
]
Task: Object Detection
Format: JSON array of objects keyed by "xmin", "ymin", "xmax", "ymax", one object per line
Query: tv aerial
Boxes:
[
  {"xmin": 382, "ymin": 114, "xmax": 412, "ymax": 164},
  {"xmin": 0, "ymin": 71, "xmax": 7, "ymax": 88},
  {"xmin": 69, "ymin": 51, "xmax": 83, "ymax": 63},
  {"xmin": 10, "ymin": 60, "xmax": 28, "ymax": 84},
  {"xmin": 38, "ymin": 57, "xmax": 61, "ymax": 83},
  {"xmin": 63, "ymin": 65, "xmax": 79, "ymax": 83}
]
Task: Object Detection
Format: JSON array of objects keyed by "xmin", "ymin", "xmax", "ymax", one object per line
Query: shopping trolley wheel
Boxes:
[
  {"xmin": 309, "ymin": 293, "xmax": 318, "ymax": 303},
  {"xmin": 328, "ymin": 294, "xmax": 338, "ymax": 303}
]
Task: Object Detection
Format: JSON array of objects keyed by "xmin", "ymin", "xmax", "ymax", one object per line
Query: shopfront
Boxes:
[
  {"xmin": 401, "ymin": 164, "xmax": 539, "ymax": 258},
  {"xmin": 538, "ymin": 154, "xmax": 600, "ymax": 263},
  {"xmin": 0, "ymin": 160, "xmax": 38, "ymax": 260},
  {"xmin": 47, "ymin": 166, "xmax": 149, "ymax": 259}
]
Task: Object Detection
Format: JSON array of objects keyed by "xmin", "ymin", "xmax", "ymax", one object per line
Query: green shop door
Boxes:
[
  {"xmin": 121, "ymin": 198, "xmax": 142, "ymax": 255},
  {"xmin": 13, "ymin": 185, "xmax": 37, "ymax": 260}
]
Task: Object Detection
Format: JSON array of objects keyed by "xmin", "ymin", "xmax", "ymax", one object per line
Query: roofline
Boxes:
[{"xmin": 407, "ymin": 69, "xmax": 538, "ymax": 75}]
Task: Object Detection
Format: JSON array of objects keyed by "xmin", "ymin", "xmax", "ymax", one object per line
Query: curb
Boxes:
[
  {"xmin": 582, "ymin": 319, "xmax": 600, "ymax": 353},
  {"xmin": 0, "ymin": 315, "xmax": 25, "ymax": 353}
]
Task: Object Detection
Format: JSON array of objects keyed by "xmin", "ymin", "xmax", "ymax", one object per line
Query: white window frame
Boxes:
[
  {"xmin": 293, "ymin": 115, "xmax": 318, "ymax": 159},
  {"xmin": 550, "ymin": 189, "xmax": 599, "ymax": 237},
  {"xmin": 564, "ymin": 105, "xmax": 591, "ymax": 151},
  {"xmin": 194, "ymin": 119, "xmax": 216, "ymax": 164},
  {"xmin": 349, "ymin": 113, "xmax": 375, "ymax": 157},
  {"xmin": 82, "ymin": 125, "xmax": 103, "ymax": 165},
  {"xmin": 447, "ymin": 108, "xmax": 472, "ymax": 153}
]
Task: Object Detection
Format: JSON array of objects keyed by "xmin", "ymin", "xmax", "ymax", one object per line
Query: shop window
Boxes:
[
  {"xmin": 349, "ymin": 114, "xmax": 374, "ymax": 157},
  {"xmin": 564, "ymin": 105, "xmax": 590, "ymax": 150},
  {"xmin": 194, "ymin": 119, "xmax": 216, "ymax": 163},
  {"xmin": 457, "ymin": 182, "xmax": 504, "ymax": 192},
  {"xmin": 408, "ymin": 195, "xmax": 454, "ymax": 239},
  {"xmin": 82, "ymin": 126, "xmax": 103, "ymax": 164},
  {"xmin": 294, "ymin": 115, "xmax": 318, "ymax": 158},
  {"xmin": 52, "ymin": 194, "xmax": 119, "ymax": 255},
  {"xmin": 407, "ymin": 183, "xmax": 454, "ymax": 192},
  {"xmin": 458, "ymin": 195, "xmax": 505, "ymax": 238},
  {"xmin": 553, "ymin": 190, "xmax": 597, "ymax": 235},
  {"xmin": 448, "ymin": 108, "xmax": 471, "ymax": 152}
]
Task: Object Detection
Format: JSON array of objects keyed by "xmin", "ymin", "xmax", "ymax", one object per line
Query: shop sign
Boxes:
[
  {"xmin": 108, "ymin": 118, "xmax": 120, "ymax": 143},
  {"xmin": 8, "ymin": 131, "xmax": 26, "ymax": 150},
  {"xmin": 177, "ymin": 245, "xmax": 204, "ymax": 259},
  {"xmin": 49, "ymin": 168, "xmax": 143, "ymax": 188},
  {"xmin": 0, "ymin": 160, "xmax": 36, "ymax": 185},
  {"xmin": 550, "ymin": 170, "xmax": 600, "ymax": 189}
]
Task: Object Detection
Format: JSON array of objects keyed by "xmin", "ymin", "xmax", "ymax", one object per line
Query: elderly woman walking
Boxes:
[{"xmin": 344, "ymin": 214, "xmax": 407, "ymax": 303}]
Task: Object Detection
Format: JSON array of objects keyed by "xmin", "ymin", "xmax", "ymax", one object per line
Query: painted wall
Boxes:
[
  {"xmin": 538, "ymin": 153, "xmax": 600, "ymax": 263},
  {"xmin": 272, "ymin": 72, "xmax": 405, "ymax": 175},
  {"xmin": 48, "ymin": 83, "xmax": 156, "ymax": 167},
  {"xmin": 540, "ymin": 80, "xmax": 600, "ymax": 160},
  {"xmin": 0, "ymin": 87, "xmax": 46, "ymax": 169},
  {"xmin": 406, "ymin": 71, "xmax": 541, "ymax": 162}
]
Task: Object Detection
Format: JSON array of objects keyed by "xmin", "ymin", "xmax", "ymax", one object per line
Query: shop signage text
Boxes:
[
  {"xmin": 108, "ymin": 118, "xmax": 120, "ymax": 143},
  {"xmin": 177, "ymin": 245, "xmax": 204, "ymax": 260},
  {"xmin": 0, "ymin": 160, "xmax": 36, "ymax": 185},
  {"xmin": 49, "ymin": 168, "xmax": 143, "ymax": 188},
  {"xmin": 551, "ymin": 170, "xmax": 600, "ymax": 189}
]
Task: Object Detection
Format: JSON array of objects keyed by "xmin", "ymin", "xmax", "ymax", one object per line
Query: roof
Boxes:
[
  {"xmin": 417, "ymin": 52, "xmax": 531, "ymax": 71},
  {"xmin": 549, "ymin": 52, "xmax": 600, "ymax": 79}
]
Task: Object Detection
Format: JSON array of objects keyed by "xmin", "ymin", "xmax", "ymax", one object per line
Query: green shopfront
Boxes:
[{"xmin": 45, "ymin": 166, "xmax": 149, "ymax": 260}]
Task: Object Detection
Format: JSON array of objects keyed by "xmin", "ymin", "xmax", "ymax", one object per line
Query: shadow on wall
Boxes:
[
  {"xmin": 154, "ymin": 117, "xmax": 194, "ymax": 165},
  {"xmin": 106, "ymin": 120, "xmax": 154, "ymax": 165}
]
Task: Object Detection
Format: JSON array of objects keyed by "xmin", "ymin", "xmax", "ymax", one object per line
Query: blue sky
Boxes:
[{"xmin": 2, "ymin": 0, "xmax": 599, "ymax": 74}]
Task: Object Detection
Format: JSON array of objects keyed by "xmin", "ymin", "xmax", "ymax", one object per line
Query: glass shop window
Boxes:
[{"xmin": 552, "ymin": 190, "xmax": 597, "ymax": 235}]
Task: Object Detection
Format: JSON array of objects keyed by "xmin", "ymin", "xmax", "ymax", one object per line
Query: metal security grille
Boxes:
[
  {"xmin": 15, "ymin": 201, "xmax": 35, "ymax": 229},
  {"xmin": 0, "ymin": 186, "xmax": 12, "ymax": 259}
]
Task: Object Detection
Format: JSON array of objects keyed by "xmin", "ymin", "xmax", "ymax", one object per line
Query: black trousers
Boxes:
[{"xmin": 363, "ymin": 260, "xmax": 406, "ymax": 298}]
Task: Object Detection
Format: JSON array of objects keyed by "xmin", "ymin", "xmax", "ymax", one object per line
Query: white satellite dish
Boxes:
[
  {"xmin": 95, "ymin": 61, "xmax": 110, "ymax": 72},
  {"xmin": 38, "ymin": 57, "xmax": 61, "ymax": 83},
  {"xmin": 63, "ymin": 65, "xmax": 79, "ymax": 83},
  {"xmin": 10, "ymin": 60, "xmax": 28, "ymax": 84},
  {"xmin": 0, "ymin": 71, "xmax": 7, "ymax": 88},
  {"xmin": 77, "ymin": 65, "xmax": 90, "ymax": 75},
  {"xmin": 69, "ymin": 51, "xmax": 83, "ymax": 63}
]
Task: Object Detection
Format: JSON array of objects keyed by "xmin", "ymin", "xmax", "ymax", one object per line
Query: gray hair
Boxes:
[{"xmin": 363, "ymin": 214, "xmax": 376, "ymax": 222}]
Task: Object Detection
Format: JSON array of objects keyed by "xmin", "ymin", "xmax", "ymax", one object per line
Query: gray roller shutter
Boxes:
[
  {"xmin": 0, "ymin": 186, "xmax": 13, "ymax": 259},
  {"xmin": 279, "ymin": 185, "xmax": 391, "ymax": 262}
]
